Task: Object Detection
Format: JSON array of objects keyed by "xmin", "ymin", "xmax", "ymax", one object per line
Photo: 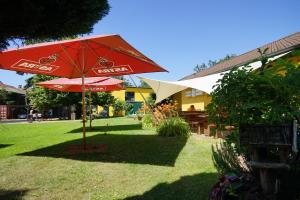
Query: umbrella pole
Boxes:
[
  {"xmin": 89, "ymin": 91, "xmax": 92, "ymax": 129},
  {"xmin": 82, "ymin": 76, "xmax": 87, "ymax": 150}
]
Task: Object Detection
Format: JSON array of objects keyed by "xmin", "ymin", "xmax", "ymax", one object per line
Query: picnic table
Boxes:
[{"xmin": 179, "ymin": 111, "xmax": 210, "ymax": 135}]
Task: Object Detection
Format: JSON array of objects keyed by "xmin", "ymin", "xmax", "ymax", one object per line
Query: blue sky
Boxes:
[{"xmin": 1, "ymin": 0, "xmax": 300, "ymax": 87}]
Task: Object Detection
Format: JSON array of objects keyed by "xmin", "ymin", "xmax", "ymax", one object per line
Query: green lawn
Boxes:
[{"xmin": 0, "ymin": 117, "xmax": 217, "ymax": 200}]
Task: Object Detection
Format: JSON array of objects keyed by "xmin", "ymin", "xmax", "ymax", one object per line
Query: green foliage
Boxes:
[
  {"xmin": 92, "ymin": 92, "xmax": 115, "ymax": 108},
  {"xmin": 113, "ymin": 100, "xmax": 136, "ymax": 116},
  {"xmin": 26, "ymin": 75, "xmax": 82, "ymax": 112},
  {"xmin": 212, "ymin": 138, "xmax": 250, "ymax": 175},
  {"xmin": 156, "ymin": 117, "xmax": 190, "ymax": 137},
  {"xmin": 124, "ymin": 103, "xmax": 134, "ymax": 115},
  {"xmin": 142, "ymin": 114, "xmax": 153, "ymax": 128},
  {"xmin": 0, "ymin": 89, "xmax": 8, "ymax": 104},
  {"xmin": 207, "ymin": 53, "xmax": 300, "ymax": 128},
  {"xmin": 26, "ymin": 75, "xmax": 119, "ymax": 113},
  {"xmin": 146, "ymin": 92, "xmax": 156, "ymax": 107},
  {"xmin": 0, "ymin": 0, "xmax": 110, "ymax": 49},
  {"xmin": 113, "ymin": 99, "xmax": 125, "ymax": 115}
]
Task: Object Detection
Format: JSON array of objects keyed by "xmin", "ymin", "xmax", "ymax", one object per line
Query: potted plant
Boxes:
[{"xmin": 113, "ymin": 99, "xmax": 125, "ymax": 117}]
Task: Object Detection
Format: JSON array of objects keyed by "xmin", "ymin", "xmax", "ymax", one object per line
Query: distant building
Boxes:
[
  {"xmin": 173, "ymin": 32, "xmax": 300, "ymax": 111},
  {"xmin": 0, "ymin": 81, "xmax": 27, "ymax": 119},
  {"xmin": 97, "ymin": 86, "xmax": 153, "ymax": 116}
]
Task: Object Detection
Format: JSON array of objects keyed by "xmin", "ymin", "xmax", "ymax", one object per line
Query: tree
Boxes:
[
  {"xmin": 146, "ymin": 92, "xmax": 156, "ymax": 107},
  {"xmin": 113, "ymin": 99, "xmax": 125, "ymax": 116},
  {"xmin": 194, "ymin": 54, "xmax": 236, "ymax": 73},
  {"xmin": 92, "ymin": 92, "xmax": 115, "ymax": 108},
  {"xmin": 26, "ymin": 75, "xmax": 82, "ymax": 112},
  {"xmin": 193, "ymin": 63, "xmax": 208, "ymax": 72},
  {"xmin": 0, "ymin": 0, "xmax": 110, "ymax": 49},
  {"xmin": 207, "ymin": 50, "xmax": 300, "ymax": 128},
  {"xmin": 0, "ymin": 89, "xmax": 8, "ymax": 104}
]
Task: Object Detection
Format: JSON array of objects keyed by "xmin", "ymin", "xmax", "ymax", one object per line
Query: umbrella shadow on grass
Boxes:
[
  {"xmin": 67, "ymin": 123, "xmax": 143, "ymax": 133},
  {"xmin": 0, "ymin": 189, "xmax": 30, "ymax": 200},
  {"xmin": 18, "ymin": 134, "xmax": 187, "ymax": 166},
  {"xmin": 124, "ymin": 172, "xmax": 218, "ymax": 200},
  {"xmin": 0, "ymin": 144, "xmax": 13, "ymax": 149}
]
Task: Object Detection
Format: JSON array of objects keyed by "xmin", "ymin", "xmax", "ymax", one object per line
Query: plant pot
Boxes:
[{"xmin": 137, "ymin": 116, "xmax": 143, "ymax": 121}]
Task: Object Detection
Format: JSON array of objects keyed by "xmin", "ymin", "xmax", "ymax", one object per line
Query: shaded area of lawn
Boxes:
[
  {"xmin": 19, "ymin": 133, "xmax": 188, "ymax": 166},
  {"xmin": 0, "ymin": 144, "xmax": 13, "ymax": 149},
  {"xmin": 0, "ymin": 189, "xmax": 30, "ymax": 200},
  {"xmin": 68, "ymin": 123, "xmax": 143, "ymax": 133},
  {"xmin": 125, "ymin": 172, "xmax": 217, "ymax": 200}
]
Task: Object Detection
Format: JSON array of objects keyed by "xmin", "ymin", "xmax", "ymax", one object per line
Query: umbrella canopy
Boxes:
[
  {"xmin": 37, "ymin": 77, "xmax": 124, "ymax": 92},
  {"xmin": 38, "ymin": 77, "xmax": 124, "ymax": 132},
  {"xmin": 0, "ymin": 34, "xmax": 166, "ymax": 150},
  {"xmin": 0, "ymin": 34, "xmax": 167, "ymax": 77}
]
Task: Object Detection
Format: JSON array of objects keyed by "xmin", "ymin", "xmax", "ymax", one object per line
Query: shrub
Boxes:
[
  {"xmin": 207, "ymin": 50, "xmax": 300, "ymax": 128},
  {"xmin": 142, "ymin": 114, "xmax": 153, "ymax": 128},
  {"xmin": 212, "ymin": 138, "xmax": 250, "ymax": 176},
  {"xmin": 124, "ymin": 103, "xmax": 134, "ymax": 115},
  {"xmin": 152, "ymin": 101, "xmax": 179, "ymax": 125},
  {"xmin": 113, "ymin": 100, "xmax": 125, "ymax": 116},
  {"xmin": 156, "ymin": 117, "xmax": 190, "ymax": 137}
]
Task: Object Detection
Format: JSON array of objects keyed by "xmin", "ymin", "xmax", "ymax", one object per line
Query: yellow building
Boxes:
[
  {"xmin": 172, "ymin": 88, "xmax": 211, "ymax": 111},
  {"xmin": 97, "ymin": 87, "xmax": 153, "ymax": 116}
]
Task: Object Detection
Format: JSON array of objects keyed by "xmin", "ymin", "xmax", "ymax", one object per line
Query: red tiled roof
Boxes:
[
  {"xmin": 181, "ymin": 32, "xmax": 300, "ymax": 80},
  {"xmin": 0, "ymin": 81, "xmax": 25, "ymax": 94}
]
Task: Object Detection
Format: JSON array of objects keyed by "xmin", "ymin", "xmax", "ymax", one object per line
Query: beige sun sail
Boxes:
[{"xmin": 139, "ymin": 51, "xmax": 291, "ymax": 104}]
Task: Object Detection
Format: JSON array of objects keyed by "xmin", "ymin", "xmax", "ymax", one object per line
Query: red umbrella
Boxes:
[
  {"xmin": 37, "ymin": 77, "xmax": 123, "ymax": 92},
  {"xmin": 0, "ymin": 34, "xmax": 166, "ymax": 77},
  {"xmin": 0, "ymin": 34, "xmax": 167, "ymax": 150},
  {"xmin": 38, "ymin": 77, "xmax": 124, "ymax": 138}
]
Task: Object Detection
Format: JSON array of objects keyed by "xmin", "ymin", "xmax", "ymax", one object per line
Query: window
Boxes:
[
  {"xmin": 125, "ymin": 92, "xmax": 135, "ymax": 102},
  {"xmin": 185, "ymin": 89, "xmax": 203, "ymax": 97}
]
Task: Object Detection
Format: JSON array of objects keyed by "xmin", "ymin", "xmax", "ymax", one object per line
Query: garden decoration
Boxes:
[
  {"xmin": 37, "ymin": 76, "xmax": 124, "ymax": 129},
  {"xmin": 0, "ymin": 34, "xmax": 167, "ymax": 150}
]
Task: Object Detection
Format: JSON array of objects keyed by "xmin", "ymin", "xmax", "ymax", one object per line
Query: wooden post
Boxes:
[
  {"xmin": 82, "ymin": 76, "xmax": 87, "ymax": 150},
  {"xmin": 260, "ymin": 169, "xmax": 275, "ymax": 195},
  {"xmin": 89, "ymin": 91, "xmax": 92, "ymax": 129}
]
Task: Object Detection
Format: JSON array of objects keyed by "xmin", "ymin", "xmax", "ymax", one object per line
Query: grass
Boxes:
[{"xmin": 0, "ymin": 117, "xmax": 217, "ymax": 200}]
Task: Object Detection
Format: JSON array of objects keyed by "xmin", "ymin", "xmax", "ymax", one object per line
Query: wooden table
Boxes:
[{"xmin": 179, "ymin": 111, "xmax": 209, "ymax": 134}]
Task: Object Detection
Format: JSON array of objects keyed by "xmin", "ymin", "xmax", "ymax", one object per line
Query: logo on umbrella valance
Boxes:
[
  {"xmin": 84, "ymin": 87, "xmax": 106, "ymax": 92},
  {"xmin": 39, "ymin": 54, "xmax": 57, "ymax": 64},
  {"xmin": 11, "ymin": 59, "xmax": 60, "ymax": 73},
  {"xmin": 92, "ymin": 57, "xmax": 133, "ymax": 76}
]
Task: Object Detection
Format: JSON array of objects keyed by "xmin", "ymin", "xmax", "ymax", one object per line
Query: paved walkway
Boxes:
[{"xmin": 0, "ymin": 118, "xmax": 68, "ymax": 124}]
